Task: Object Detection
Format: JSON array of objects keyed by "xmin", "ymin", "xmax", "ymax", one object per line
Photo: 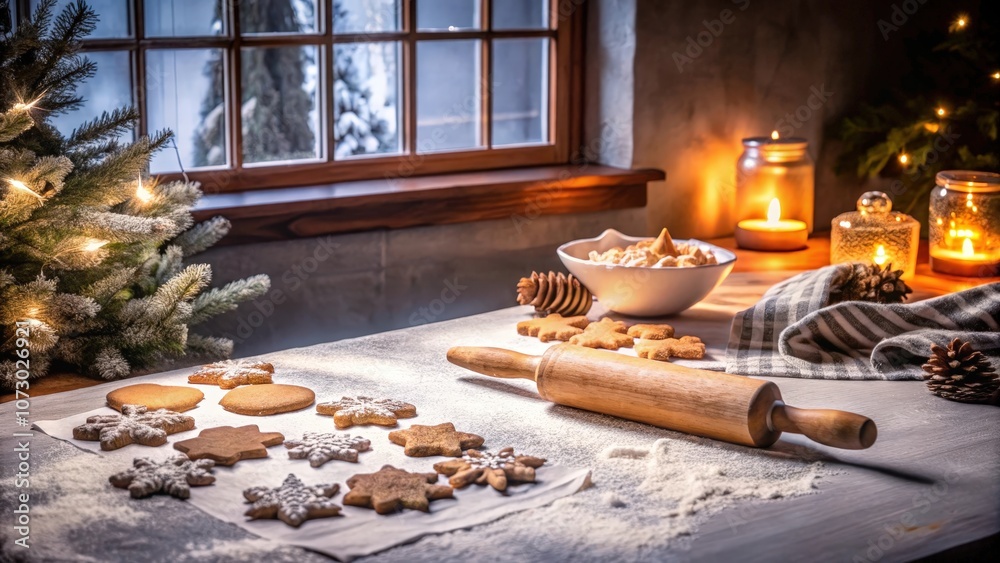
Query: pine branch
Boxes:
[
  {"xmin": 188, "ymin": 274, "xmax": 270, "ymax": 326},
  {"xmin": 185, "ymin": 333, "xmax": 234, "ymax": 359},
  {"xmin": 173, "ymin": 216, "xmax": 231, "ymax": 257},
  {"xmin": 66, "ymin": 107, "xmax": 139, "ymax": 148}
]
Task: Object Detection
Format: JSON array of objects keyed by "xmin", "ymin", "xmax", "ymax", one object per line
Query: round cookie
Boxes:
[
  {"xmin": 220, "ymin": 384, "xmax": 315, "ymax": 416},
  {"xmin": 106, "ymin": 383, "xmax": 205, "ymax": 413}
]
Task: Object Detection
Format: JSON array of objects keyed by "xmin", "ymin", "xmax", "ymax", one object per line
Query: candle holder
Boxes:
[
  {"xmin": 831, "ymin": 191, "xmax": 919, "ymax": 279},
  {"xmin": 929, "ymin": 171, "xmax": 1000, "ymax": 277},
  {"xmin": 736, "ymin": 135, "xmax": 815, "ymax": 233}
]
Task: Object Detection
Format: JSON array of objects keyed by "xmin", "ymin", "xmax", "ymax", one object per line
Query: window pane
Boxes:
[
  {"xmin": 50, "ymin": 50, "xmax": 133, "ymax": 139},
  {"xmin": 417, "ymin": 40, "xmax": 481, "ymax": 151},
  {"xmin": 32, "ymin": 0, "xmax": 130, "ymax": 38},
  {"xmin": 493, "ymin": 0, "xmax": 547, "ymax": 29},
  {"xmin": 240, "ymin": 0, "xmax": 317, "ymax": 34},
  {"xmin": 417, "ymin": 0, "xmax": 479, "ymax": 31},
  {"xmin": 241, "ymin": 46, "xmax": 321, "ymax": 164},
  {"xmin": 334, "ymin": 42, "xmax": 401, "ymax": 158},
  {"xmin": 493, "ymin": 39, "xmax": 548, "ymax": 146},
  {"xmin": 146, "ymin": 49, "xmax": 227, "ymax": 173},
  {"xmin": 334, "ymin": 0, "xmax": 400, "ymax": 33},
  {"xmin": 145, "ymin": 0, "xmax": 223, "ymax": 37}
]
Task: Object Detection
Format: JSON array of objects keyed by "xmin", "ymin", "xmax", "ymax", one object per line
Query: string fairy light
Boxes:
[
  {"xmin": 12, "ymin": 97, "xmax": 41, "ymax": 112},
  {"xmin": 80, "ymin": 238, "xmax": 109, "ymax": 252},
  {"xmin": 949, "ymin": 14, "xmax": 968, "ymax": 33},
  {"xmin": 992, "ymin": 71, "xmax": 1000, "ymax": 81},
  {"xmin": 935, "ymin": 107, "xmax": 946, "ymax": 117},
  {"xmin": 134, "ymin": 176, "xmax": 154, "ymax": 204},
  {"xmin": 898, "ymin": 153, "xmax": 909, "ymax": 165},
  {"xmin": 5, "ymin": 178, "xmax": 44, "ymax": 201}
]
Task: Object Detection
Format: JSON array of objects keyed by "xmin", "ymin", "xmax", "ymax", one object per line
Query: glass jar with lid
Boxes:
[
  {"xmin": 736, "ymin": 135, "xmax": 815, "ymax": 233},
  {"xmin": 831, "ymin": 191, "xmax": 920, "ymax": 279},
  {"xmin": 929, "ymin": 170, "xmax": 1000, "ymax": 277}
]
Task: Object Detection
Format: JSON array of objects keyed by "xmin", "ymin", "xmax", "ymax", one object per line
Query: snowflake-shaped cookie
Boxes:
[
  {"xmin": 73, "ymin": 404, "xmax": 196, "ymax": 451},
  {"xmin": 285, "ymin": 432, "xmax": 372, "ymax": 467},
  {"xmin": 243, "ymin": 474, "xmax": 342, "ymax": 527},
  {"xmin": 434, "ymin": 447, "xmax": 546, "ymax": 491},
  {"xmin": 316, "ymin": 396, "xmax": 417, "ymax": 429},
  {"xmin": 188, "ymin": 359, "xmax": 274, "ymax": 389},
  {"xmin": 109, "ymin": 455, "xmax": 216, "ymax": 499}
]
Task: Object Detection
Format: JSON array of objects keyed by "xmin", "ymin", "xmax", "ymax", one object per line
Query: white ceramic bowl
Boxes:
[{"xmin": 557, "ymin": 229, "xmax": 737, "ymax": 317}]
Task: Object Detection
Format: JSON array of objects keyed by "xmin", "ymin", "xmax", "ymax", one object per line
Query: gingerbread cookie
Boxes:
[
  {"xmin": 109, "ymin": 455, "xmax": 215, "ymax": 499},
  {"xmin": 626, "ymin": 323, "xmax": 675, "ymax": 340},
  {"xmin": 344, "ymin": 465, "xmax": 453, "ymax": 514},
  {"xmin": 106, "ymin": 383, "xmax": 204, "ymax": 413},
  {"xmin": 434, "ymin": 447, "xmax": 546, "ymax": 491},
  {"xmin": 388, "ymin": 422, "xmax": 485, "ymax": 457},
  {"xmin": 285, "ymin": 432, "xmax": 371, "ymax": 467},
  {"xmin": 316, "ymin": 396, "xmax": 417, "ymax": 429},
  {"xmin": 244, "ymin": 474, "xmax": 341, "ymax": 527},
  {"xmin": 569, "ymin": 317, "xmax": 634, "ymax": 350},
  {"xmin": 219, "ymin": 384, "xmax": 315, "ymax": 416},
  {"xmin": 173, "ymin": 425, "xmax": 285, "ymax": 466},
  {"xmin": 188, "ymin": 359, "xmax": 274, "ymax": 389},
  {"xmin": 73, "ymin": 405, "xmax": 195, "ymax": 451},
  {"xmin": 517, "ymin": 314, "xmax": 590, "ymax": 342},
  {"xmin": 634, "ymin": 335, "xmax": 706, "ymax": 361}
]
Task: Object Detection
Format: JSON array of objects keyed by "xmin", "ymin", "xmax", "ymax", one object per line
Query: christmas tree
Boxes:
[
  {"xmin": 837, "ymin": 8, "xmax": 999, "ymax": 222},
  {"xmin": 0, "ymin": 0, "xmax": 270, "ymax": 388}
]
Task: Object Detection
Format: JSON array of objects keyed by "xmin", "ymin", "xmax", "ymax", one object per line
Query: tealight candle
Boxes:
[
  {"xmin": 735, "ymin": 133, "xmax": 815, "ymax": 233},
  {"xmin": 734, "ymin": 198, "xmax": 808, "ymax": 251},
  {"xmin": 830, "ymin": 191, "xmax": 919, "ymax": 279},
  {"xmin": 929, "ymin": 171, "xmax": 1000, "ymax": 277}
]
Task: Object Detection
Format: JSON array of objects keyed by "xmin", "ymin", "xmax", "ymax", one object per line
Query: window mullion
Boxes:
[
  {"xmin": 481, "ymin": 0, "xmax": 491, "ymax": 149},
  {"xmin": 404, "ymin": 0, "xmax": 417, "ymax": 156},
  {"xmin": 133, "ymin": 0, "xmax": 147, "ymax": 142},
  {"xmin": 230, "ymin": 0, "xmax": 244, "ymax": 171},
  {"xmin": 324, "ymin": 0, "xmax": 334, "ymax": 162}
]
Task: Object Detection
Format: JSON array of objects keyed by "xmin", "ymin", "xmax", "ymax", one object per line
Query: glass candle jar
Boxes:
[
  {"xmin": 929, "ymin": 170, "xmax": 1000, "ymax": 277},
  {"xmin": 831, "ymin": 191, "xmax": 920, "ymax": 279},
  {"xmin": 736, "ymin": 136, "xmax": 815, "ymax": 233}
]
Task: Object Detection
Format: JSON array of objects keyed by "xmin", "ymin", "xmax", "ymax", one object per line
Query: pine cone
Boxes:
[
  {"xmin": 516, "ymin": 271, "xmax": 593, "ymax": 317},
  {"xmin": 922, "ymin": 338, "xmax": 999, "ymax": 405},
  {"xmin": 830, "ymin": 262, "xmax": 913, "ymax": 304}
]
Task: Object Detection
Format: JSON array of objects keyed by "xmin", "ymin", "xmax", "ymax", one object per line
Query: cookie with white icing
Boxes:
[
  {"xmin": 285, "ymin": 432, "xmax": 371, "ymax": 467},
  {"xmin": 434, "ymin": 447, "xmax": 546, "ymax": 491},
  {"xmin": 316, "ymin": 396, "xmax": 417, "ymax": 429},
  {"xmin": 110, "ymin": 455, "xmax": 215, "ymax": 499},
  {"xmin": 188, "ymin": 359, "xmax": 274, "ymax": 389},
  {"xmin": 73, "ymin": 404, "xmax": 195, "ymax": 451},
  {"xmin": 243, "ymin": 474, "xmax": 341, "ymax": 527}
]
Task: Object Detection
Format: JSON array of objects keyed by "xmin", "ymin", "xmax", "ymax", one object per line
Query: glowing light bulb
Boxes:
[
  {"xmin": 134, "ymin": 177, "xmax": 153, "ymax": 203},
  {"xmin": 957, "ymin": 17, "xmax": 966, "ymax": 28},
  {"xmin": 12, "ymin": 97, "xmax": 40, "ymax": 112},
  {"xmin": 962, "ymin": 238, "xmax": 974, "ymax": 257},
  {"xmin": 993, "ymin": 71, "xmax": 1000, "ymax": 80},
  {"xmin": 81, "ymin": 238, "xmax": 108, "ymax": 252},
  {"xmin": 771, "ymin": 130, "xmax": 780, "ymax": 140},
  {"xmin": 898, "ymin": 154, "xmax": 909, "ymax": 165},
  {"xmin": 766, "ymin": 198, "xmax": 781, "ymax": 223},
  {"xmin": 936, "ymin": 107, "xmax": 946, "ymax": 117},
  {"xmin": 873, "ymin": 245, "xmax": 887, "ymax": 266},
  {"xmin": 5, "ymin": 178, "xmax": 44, "ymax": 201}
]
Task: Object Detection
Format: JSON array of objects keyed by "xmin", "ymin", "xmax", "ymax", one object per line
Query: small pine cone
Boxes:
[
  {"xmin": 831, "ymin": 262, "xmax": 913, "ymax": 304},
  {"xmin": 516, "ymin": 271, "xmax": 593, "ymax": 317},
  {"xmin": 922, "ymin": 338, "xmax": 999, "ymax": 405}
]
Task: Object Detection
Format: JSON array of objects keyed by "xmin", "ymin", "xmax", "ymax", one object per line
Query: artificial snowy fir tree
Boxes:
[
  {"xmin": 0, "ymin": 0, "xmax": 270, "ymax": 388},
  {"xmin": 838, "ymin": 9, "xmax": 999, "ymax": 222}
]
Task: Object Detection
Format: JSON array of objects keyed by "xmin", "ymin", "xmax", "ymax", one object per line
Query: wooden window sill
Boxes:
[{"xmin": 192, "ymin": 165, "xmax": 665, "ymax": 245}]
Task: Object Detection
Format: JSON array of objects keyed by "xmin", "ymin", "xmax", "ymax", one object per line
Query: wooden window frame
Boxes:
[{"xmin": 21, "ymin": 0, "xmax": 583, "ymax": 194}]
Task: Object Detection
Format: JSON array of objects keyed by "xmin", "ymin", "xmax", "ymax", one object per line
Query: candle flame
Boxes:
[
  {"xmin": 873, "ymin": 245, "xmax": 887, "ymax": 266},
  {"xmin": 962, "ymin": 238, "xmax": 974, "ymax": 257},
  {"xmin": 766, "ymin": 198, "xmax": 781, "ymax": 223},
  {"xmin": 770, "ymin": 130, "xmax": 779, "ymax": 140}
]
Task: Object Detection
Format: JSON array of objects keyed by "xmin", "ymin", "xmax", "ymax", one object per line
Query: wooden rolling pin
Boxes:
[{"xmin": 448, "ymin": 344, "xmax": 877, "ymax": 450}]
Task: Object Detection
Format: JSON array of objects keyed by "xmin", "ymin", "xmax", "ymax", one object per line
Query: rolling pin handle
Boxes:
[
  {"xmin": 447, "ymin": 346, "xmax": 540, "ymax": 381},
  {"xmin": 771, "ymin": 404, "xmax": 877, "ymax": 450}
]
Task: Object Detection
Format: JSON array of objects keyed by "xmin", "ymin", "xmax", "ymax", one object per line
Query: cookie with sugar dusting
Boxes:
[
  {"xmin": 434, "ymin": 447, "xmax": 546, "ymax": 491},
  {"xmin": 244, "ymin": 474, "xmax": 341, "ymax": 527},
  {"xmin": 344, "ymin": 465, "xmax": 453, "ymax": 514},
  {"xmin": 388, "ymin": 422, "xmax": 484, "ymax": 457},
  {"xmin": 188, "ymin": 359, "xmax": 274, "ymax": 389},
  {"xmin": 634, "ymin": 335, "xmax": 706, "ymax": 361},
  {"xmin": 285, "ymin": 432, "xmax": 371, "ymax": 467},
  {"xmin": 626, "ymin": 323, "xmax": 675, "ymax": 340},
  {"xmin": 73, "ymin": 404, "xmax": 195, "ymax": 451},
  {"xmin": 110, "ymin": 455, "xmax": 215, "ymax": 499},
  {"xmin": 517, "ymin": 314, "xmax": 590, "ymax": 342},
  {"xmin": 316, "ymin": 396, "xmax": 417, "ymax": 429},
  {"xmin": 569, "ymin": 317, "xmax": 634, "ymax": 350}
]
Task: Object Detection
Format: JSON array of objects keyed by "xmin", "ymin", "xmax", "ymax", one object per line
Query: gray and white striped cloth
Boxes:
[{"xmin": 726, "ymin": 265, "xmax": 1000, "ymax": 380}]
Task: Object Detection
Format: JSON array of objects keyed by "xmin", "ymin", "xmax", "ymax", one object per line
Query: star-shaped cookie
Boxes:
[
  {"xmin": 568, "ymin": 317, "xmax": 634, "ymax": 350},
  {"xmin": 285, "ymin": 432, "xmax": 372, "ymax": 467},
  {"xmin": 109, "ymin": 455, "xmax": 216, "ymax": 499},
  {"xmin": 188, "ymin": 359, "xmax": 274, "ymax": 389},
  {"xmin": 434, "ymin": 447, "xmax": 547, "ymax": 491},
  {"xmin": 72, "ymin": 404, "xmax": 195, "ymax": 451},
  {"xmin": 344, "ymin": 465, "xmax": 453, "ymax": 514},
  {"xmin": 244, "ymin": 474, "xmax": 341, "ymax": 527},
  {"xmin": 388, "ymin": 422, "xmax": 484, "ymax": 457},
  {"xmin": 316, "ymin": 396, "xmax": 417, "ymax": 429},
  {"xmin": 634, "ymin": 335, "xmax": 706, "ymax": 361},
  {"xmin": 516, "ymin": 314, "xmax": 590, "ymax": 342},
  {"xmin": 173, "ymin": 425, "xmax": 285, "ymax": 466},
  {"xmin": 626, "ymin": 323, "xmax": 675, "ymax": 340}
]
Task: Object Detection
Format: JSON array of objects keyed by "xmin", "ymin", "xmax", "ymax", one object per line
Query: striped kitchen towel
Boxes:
[{"xmin": 726, "ymin": 264, "xmax": 1000, "ymax": 380}]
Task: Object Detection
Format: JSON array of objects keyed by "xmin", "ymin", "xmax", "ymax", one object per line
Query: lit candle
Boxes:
[
  {"xmin": 734, "ymin": 197, "xmax": 808, "ymax": 251},
  {"xmin": 931, "ymin": 235, "xmax": 1000, "ymax": 276},
  {"xmin": 929, "ymin": 171, "xmax": 1000, "ymax": 277},
  {"xmin": 873, "ymin": 245, "xmax": 887, "ymax": 266},
  {"xmin": 736, "ymin": 134, "xmax": 814, "ymax": 233}
]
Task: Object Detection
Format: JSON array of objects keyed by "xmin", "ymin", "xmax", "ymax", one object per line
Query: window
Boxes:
[{"xmin": 27, "ymin": 0, "xmax": 580, "ymax": 192}]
